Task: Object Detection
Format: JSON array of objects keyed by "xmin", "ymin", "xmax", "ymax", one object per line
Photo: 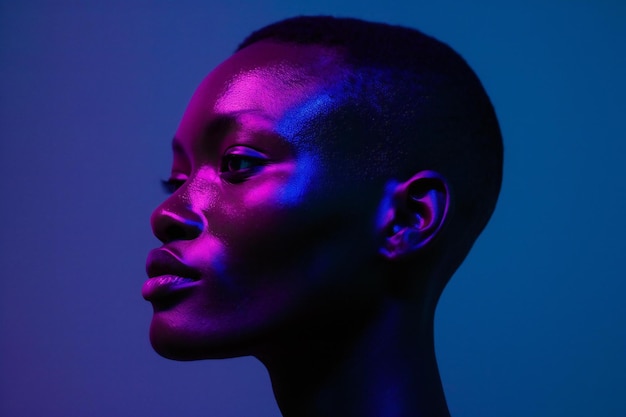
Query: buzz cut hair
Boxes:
[{"xmin": 237, "ymin": 16, "xmax": 503, "ymax": 276}]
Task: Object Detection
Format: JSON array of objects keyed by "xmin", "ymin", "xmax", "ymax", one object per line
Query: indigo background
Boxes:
[{"xmin": 1, "ymin": 1, "xmax": 624, "ymax": 416}]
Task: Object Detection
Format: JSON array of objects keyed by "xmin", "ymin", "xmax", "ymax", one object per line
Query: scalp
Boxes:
[{"xmin": 238, "ymin": 16, "xmax": 503, "ymax": 277}]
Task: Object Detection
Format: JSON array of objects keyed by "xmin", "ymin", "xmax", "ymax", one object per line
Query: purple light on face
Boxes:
[{"xmin": 145, "ymin": 41, "xmax": 378, "ymax": 362}]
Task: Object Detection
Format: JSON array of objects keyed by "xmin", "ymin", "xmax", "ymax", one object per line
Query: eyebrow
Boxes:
[
  {"xmin": 171, "ymin": 111, "xmax": 286, "ymax": 155},
  {"xmin": 171, "ymin": 114, "xmax": 237, "ymax": 154}
]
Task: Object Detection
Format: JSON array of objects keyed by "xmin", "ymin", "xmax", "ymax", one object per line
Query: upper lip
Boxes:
[{"xmin": 146, "ymin": 248, "xmax": 200, "ymax": 280}]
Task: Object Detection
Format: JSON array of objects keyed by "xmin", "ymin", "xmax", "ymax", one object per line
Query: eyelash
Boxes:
[
  {"xmin": 219, "ymin": 154, "xmax": 268, "ymax": 184},
  {"xmin": 220, "ymin": 154, "xmax": 267, "ymax": 174},
  {"xmin": 161, "ymin": 153, "xmax": 268, "ymax": 193}
]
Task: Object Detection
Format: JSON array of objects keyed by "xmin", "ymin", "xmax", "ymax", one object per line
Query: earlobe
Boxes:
[{"xmin": 379, "ymin": 171, "xmax": 450, "ymax": 260}]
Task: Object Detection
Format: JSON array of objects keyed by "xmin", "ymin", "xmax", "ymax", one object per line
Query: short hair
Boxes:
[{"xmin": 238, "ymin": 16, "xmax": 503, "ymax": 280}]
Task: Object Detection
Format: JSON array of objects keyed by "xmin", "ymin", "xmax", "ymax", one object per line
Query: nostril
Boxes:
[
  {"xmin": 168, "ymin": 219, "xmax": 204, "ymax": 241},
  {"xmin": 152, "ymin": 210, "xmax": 204, "ymax": 243},
  {"xmin": 164, "ymin": 224, "xmax": 190, "ymax": 241}
]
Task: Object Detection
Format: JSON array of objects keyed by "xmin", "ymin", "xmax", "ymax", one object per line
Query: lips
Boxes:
[
  {"xmin": 145, "ymin": 248, "xmax": 200, "ymax": 280},
  {"xmin": 143, "ymin": 248, "xmax": 201, "ymax": 302}
]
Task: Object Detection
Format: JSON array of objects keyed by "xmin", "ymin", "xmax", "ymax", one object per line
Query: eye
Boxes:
[
  {"xmin": 220, "ymin": 146, "xmax": 269, "ymax": 182},
  {"xmin": 223, "ymin": 155, "xmax": 261, "ymax": 172},
  {"xmin": 161, "ymin": 178, "xmax": 186, "ymax": 194}
]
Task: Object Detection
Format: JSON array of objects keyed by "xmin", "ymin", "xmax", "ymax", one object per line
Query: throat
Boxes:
[{"xmin": 256, "ymin": 303, "xmax": 450, "ymax": 417}]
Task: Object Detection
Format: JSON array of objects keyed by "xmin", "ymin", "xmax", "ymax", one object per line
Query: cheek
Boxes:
[
  {"xmin": 210, "ymin": 199, "xmax": 327, "ymax": 282},
  {"xmin": 241, "ymin": 178, "xmax": 289, "ymax": 208},
  {"xmin": 240, "ymin": 158, "xmax": 318, "ymax": 208},
  {"xmin": 212, "ymin": 162, "xmax": 316, "ymax": 238},
  {"xmin": 275, "ymin": 155, "xmax": 319, "ymax": 206}
]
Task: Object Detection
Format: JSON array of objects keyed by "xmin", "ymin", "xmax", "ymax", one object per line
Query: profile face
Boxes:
[{"xmin": 144, "ymin": 41, "xmax": 389, "ymax": 359}]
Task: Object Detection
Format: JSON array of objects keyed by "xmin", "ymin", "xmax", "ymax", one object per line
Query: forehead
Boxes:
[{"xmin": 176, "ymin": 41, "xmax": 348, "ymax": 145}]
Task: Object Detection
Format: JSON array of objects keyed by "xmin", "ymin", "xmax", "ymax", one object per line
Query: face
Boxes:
[{"xmin": 144, "ymin": 41, "xmax": 388, "ymax": 360}]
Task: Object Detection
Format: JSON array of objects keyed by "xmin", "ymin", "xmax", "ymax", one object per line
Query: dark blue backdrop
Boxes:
[{"xmin": 1, "ymin": 1, "xmax": 624, "ymax": 416}]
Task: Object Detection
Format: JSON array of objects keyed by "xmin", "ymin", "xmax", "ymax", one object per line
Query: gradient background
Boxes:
[{"xmin": 1, "ymin": 1, "xmax": 625, "ymax": 416}]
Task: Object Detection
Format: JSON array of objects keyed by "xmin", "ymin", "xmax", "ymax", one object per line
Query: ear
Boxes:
[{"xmin": 379, "ymin": 170, "xmax": 450, "ymax": 260}]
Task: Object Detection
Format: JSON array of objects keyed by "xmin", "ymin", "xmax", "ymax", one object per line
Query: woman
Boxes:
[{"xmin": 142, "ymin": 16, "xmax": 502, "ymax": 417}]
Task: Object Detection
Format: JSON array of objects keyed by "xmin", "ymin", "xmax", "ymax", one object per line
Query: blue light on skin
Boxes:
[
  {"xmin": 275, "ymin": 92, "xmax": 336, "ymax": 141},
  {"xmin": 276, "ymin": 153, "xmax": 318, "ymax": 206},
  {"xmin": 375, "ymin": 179, "xmax": 401, "ymax": 237},
  {"xmin": 183, "ymin": 217, "xmax": 204, "ymax": 232},
  {"xmin": 274, "ymin": 92, "xmax": 337, "ymax": 206}
]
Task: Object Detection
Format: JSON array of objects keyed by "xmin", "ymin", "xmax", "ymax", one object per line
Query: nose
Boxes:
[{"xmin": 150, "ymin": 196, "xmax": 204, "ymax": 244}]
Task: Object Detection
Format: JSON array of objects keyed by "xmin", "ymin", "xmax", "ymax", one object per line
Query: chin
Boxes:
[{"xmin": 148, "ymin": 315, "xmax": 256, "ymax": 361}]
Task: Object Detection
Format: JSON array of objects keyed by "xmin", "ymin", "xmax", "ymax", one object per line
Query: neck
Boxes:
[{"xmin": 256, "ymin": 300, "xmax": 450, "ymax": 417}]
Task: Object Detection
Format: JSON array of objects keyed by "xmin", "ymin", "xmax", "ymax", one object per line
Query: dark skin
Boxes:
[{"xmin": 144, "ymin": 40, "xmax": 452, "ymax": 417}]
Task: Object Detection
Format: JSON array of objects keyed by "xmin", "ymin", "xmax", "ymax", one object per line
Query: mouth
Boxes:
[
  {"xmin": 143, "ymin": 248, "xmax": 201, "ymax": 302},
  {"xmin": 146, "ymin": 248, "xmax": 201, "ymax": 279}
]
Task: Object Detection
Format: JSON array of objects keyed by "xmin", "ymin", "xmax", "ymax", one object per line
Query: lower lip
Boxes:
[{"xmin": 142, "ymin": 275, "xmax": 198, "ymax": 301}]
